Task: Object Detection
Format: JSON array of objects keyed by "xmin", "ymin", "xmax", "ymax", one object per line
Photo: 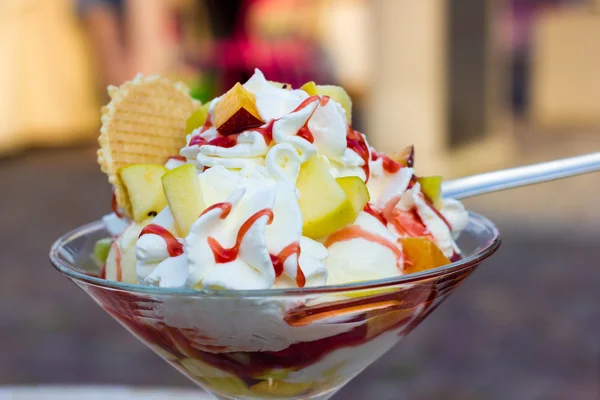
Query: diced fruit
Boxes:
[
  {"xmin": 214, "ymin": 83, "xmax": 263, "ymax": 135},
  {"xmin": 268, "ymin": 81, "xmax": 292, "ymax": 90},
  {"xmin": 417, "ymin": 176, "xmax": 443, "ymax": 209},
  {"xmin": 162, "ymin": 164, "xmax": 205, "ymax": 236},
  {"xmin": 336, "ymin": 176, "xmax": 370, "ymax": 214},
  {"xmin": 300, "ymin": 81, "xmax": 318, "ymax": 95},
  {"xmin": 185, "ymin": 103, "xmax": 210, "ymax": 134},
  {"xmin": 251, "ymin": 380, "xmax": 312, "ymax": 396},
  {"xmin": 297, "ymin": 156, "xmax": 357, "ymax": 239},
  {"xmin": 401, "ymin": 237, "xmax": 450, "ymax": 274},
  {"xmin": 391, "ymin": 145, "xmax": 414, "ymax": 168},
  {"xmin": 118, "ymin": 164, "xmax": 168, "ymax": 222},
  {"xmin": 93, "ymin": 238, "xmax": 113, "ymax": 264}
]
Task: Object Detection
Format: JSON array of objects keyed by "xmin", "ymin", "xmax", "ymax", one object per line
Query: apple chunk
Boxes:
[
  {"xmin": 185, "ymin": 102, "xmax": 210, "ymax": 134},
  {"xmin": 162, "ymin": 164, "xmax": 205, "ymax": 236},
  {"xmin": 214, "ymin": 83, "xmax": 264, "ymax": 135},
  {"xmin": 118, "ymin": 164, "xmax": 168, "ymax": 222},
  {"xmin": 300, "ymin": 81, "xmax": 318, "ymax": 95},
  {"xmin": 336, "ymin": 176, "xmax": 370, "ymax": 214},
  {"xmin": 417, "ymin": 176, "xmax": 443, "ymax": 208},
  {"xmin": 297, "ymin": 156, "xmax": 357, "ymax": 239}
]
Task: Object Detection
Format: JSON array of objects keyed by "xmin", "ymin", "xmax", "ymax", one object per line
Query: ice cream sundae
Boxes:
[{"xmin": 82, "ymin": 69, "xmax": 475, "ymax": 398}]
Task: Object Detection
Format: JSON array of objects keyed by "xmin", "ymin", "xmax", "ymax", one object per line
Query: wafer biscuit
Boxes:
[{"xmin": 97, "ymin": 74, "xmax": 200, "ymax": 217}]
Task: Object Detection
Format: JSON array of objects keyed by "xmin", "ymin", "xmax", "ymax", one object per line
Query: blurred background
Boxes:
[{"xmin": 1, "ymin": 0, "xmax": 599, "ymax": 399}]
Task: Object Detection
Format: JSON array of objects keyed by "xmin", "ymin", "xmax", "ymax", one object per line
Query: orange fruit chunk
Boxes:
[{"xmin": 401, "ymin": 237, "xmax": 450, "ymax": 274}]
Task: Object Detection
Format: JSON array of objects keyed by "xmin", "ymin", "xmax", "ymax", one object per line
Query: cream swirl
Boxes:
[
  {"xmin": 133, "ymin": 166, "xmax": 328, "ymax": 290},
  {"xmin": 180, "ymin": 69, "xmax": 364, "ymax": 183}
]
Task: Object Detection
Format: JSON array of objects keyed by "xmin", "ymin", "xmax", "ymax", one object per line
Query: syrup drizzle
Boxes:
[
  {"xmin": 189, "ymin": 134, "xmax": 237, "ymax": 148},
  {"xmin": 371, "ymin": 152, "xmax": 403, "ymax": 174},
  {"xmin": 200, "ymin": 116, "xmax": 213, "ymax": 133},
  {"xmin": 112, "ymin": 241, "xmax": 122, "ymax": 281},
  {"xmin": 382, "ymin": 197, "xmax": 430, "ymax": 239},
  {"xmin": 187, "ymin": 95, "xmax": 327, "ymax": 152},
  {"xmin": 346, "ymin": 126, "xmax": 370, "ymax": 181},
  {"xmin": 200, "ymin": 202, "xmax": 232, "ymax": 219},
  {"xmin": 202, "ymin": 206, "xmax": 307, "ymax": 287},
  {"xmin": 253, "ymin": 120, "xmax": 276, "ymax": 144},
  {"xmin": 270, "ymin": 242, "xmax": 300, "ymax": 277},
  {"xmin": 139, "ymin": 225, "xmax": 185, "ymax": 257},
  {"xmin": 363, "ymin": 203, "xmax": 387, "ymax": 226},
  {"xmin": 207, "ymin": 209, "xmax": 274, "ymax": 264}
]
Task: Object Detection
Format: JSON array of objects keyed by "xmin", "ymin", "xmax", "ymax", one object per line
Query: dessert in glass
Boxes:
[{"xmin": 50, "ymin": 70, "xmax": 500, "ymax": 399}]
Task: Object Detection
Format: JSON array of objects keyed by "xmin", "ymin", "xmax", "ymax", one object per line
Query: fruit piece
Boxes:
[
  {"xmin": 185, "ymin": 103, "xmax": 210, "ymax": 134},
  {"xmin": 300, "ymin": 81, "xmax": 318, "ymax": 95},
  {"xmin": 118, "ymin": 164, "xmax": 168, "ymax": 222},
  {"xmin": 401, "ymin": 237, "xmax": 450, "ymax": 274},
  {"xmin": 391, "ymin": 145, "xmax": 414, "ymax": 168},
  {"xmin": 268, "ymin": 81, "xmax": 292, "ymax": 90},
  {"xmin": 93, "ymin": 238, "xmax": 113, "ymax": 264},
  {"xmin": 417, "ymin": 176, "xmax": 443, "ymax": 209},
  {"xmin": 214, "ymin": 83, "xmax": 264, "ymax": 135},
  {"xmin": 297, "ymin": 156, "xmax": 357, "ymax": 239},
  {"xmin": 336, "ymin": 176, "xmax": 370, "ymax": 214},
  {"xmin": 251, "ymin": 380, "xmax": 312, "ymax": 396},
  {"xmin": 162, "ymin": 164, "xmax": 205, "ymax": 236}
]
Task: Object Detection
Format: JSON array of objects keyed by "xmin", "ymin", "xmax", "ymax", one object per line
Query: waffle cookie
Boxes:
[{"xmin": 97, "ymin": 74, "xmax": 200, "ymax": 217}]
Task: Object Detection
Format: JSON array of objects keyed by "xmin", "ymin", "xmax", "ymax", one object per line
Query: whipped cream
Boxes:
[
  {"xmin": 395, "ymin": 182, "xmax": 468, "ymax": 258},
  {"xmin": 104, "ymin": 68, "xmax": 470, "ymax": 294}
]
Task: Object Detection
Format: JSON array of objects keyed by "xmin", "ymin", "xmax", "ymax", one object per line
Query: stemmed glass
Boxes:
[{"xmin": 50, "ymin": 212, "xmax": 500, "ymax": 400}]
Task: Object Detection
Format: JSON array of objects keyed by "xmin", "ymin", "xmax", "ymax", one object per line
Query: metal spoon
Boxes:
[{"xmin": 442, "ymin": 152, "xmax": 600, "ymax": 199}]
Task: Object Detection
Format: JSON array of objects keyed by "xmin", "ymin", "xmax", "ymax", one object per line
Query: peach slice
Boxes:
[
  {"xmin": 214, "ymin": 83, "xmax": 264, "ymax": 135},
  {"xmin": 401, "ymin": 237, "xmax": 450, "ymax": 274}
]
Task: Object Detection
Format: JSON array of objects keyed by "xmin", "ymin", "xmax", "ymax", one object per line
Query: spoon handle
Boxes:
[{"xmin": 442, "ymin": 152, "xmax": 600, "ymax": 199}]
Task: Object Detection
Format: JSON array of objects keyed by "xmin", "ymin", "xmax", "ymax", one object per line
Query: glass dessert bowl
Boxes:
[{"xmin": 50, "ymin": 212, "xmax": 499, "ymax": 400}]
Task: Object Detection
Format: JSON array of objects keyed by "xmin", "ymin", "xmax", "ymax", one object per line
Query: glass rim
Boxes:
[{"xmin": 49, "ymin": 211, "xmax": 501, "ymax": 297}]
